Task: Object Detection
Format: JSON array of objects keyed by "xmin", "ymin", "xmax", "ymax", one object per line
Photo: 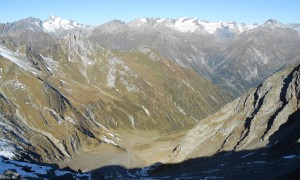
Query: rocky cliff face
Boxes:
[{"xmin": 170, "ymin": 63, "xmax": 300, "ymax": 162}]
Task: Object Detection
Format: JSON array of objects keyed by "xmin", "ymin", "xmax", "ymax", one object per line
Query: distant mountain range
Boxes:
[
  {"xmin": 88, "ymin": 17, "xmax": 300, "ymax": 96},
  {"xmin": 0, "ymin": 16, "xmax": 300, "ymax": 179},
  {"xmin": 1, "ymin": 16, "xmax": 300, "ymax": 96}
]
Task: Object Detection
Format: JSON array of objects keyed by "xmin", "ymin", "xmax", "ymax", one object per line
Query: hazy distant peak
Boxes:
[
  {"xmin": 264, "ymin": 19, "xmax": 278, "ymax": 24},
  {"xmin": 8, "ymin": 17, "xmax": 44, "ymax": 32},
  {"xmin": 94, "ymin": 19, "xmax": 128, "ymax": 34},
  {"xmin": 257, "ymin": 19, "xmax": 289, "ymax": 30}
]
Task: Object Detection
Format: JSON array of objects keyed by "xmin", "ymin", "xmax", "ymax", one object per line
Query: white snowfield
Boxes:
[
  {"xmin": 43, "ymin": 15, "xmax": 88, "ymax": 32},
  {"xmin": 0, "ymin": 156, "xmax": 91, "ymax": 179},
  {"xmin": 130, "ymin": 17, "xmax": 257, "ymax": 34}
]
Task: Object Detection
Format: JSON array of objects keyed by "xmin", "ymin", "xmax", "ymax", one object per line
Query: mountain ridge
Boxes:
[{"xmin": 169, "ymin": 62, "xmax": 300, "ymax": 163}]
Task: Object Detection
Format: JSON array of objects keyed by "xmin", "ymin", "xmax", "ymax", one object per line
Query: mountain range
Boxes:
[
  {"xmin": 2, "ymin": 16, "xmax": 300, "ymax": 97},
  {"xmin": 0, "ymin": 16, "xmax": 300, "ymax": 179}
]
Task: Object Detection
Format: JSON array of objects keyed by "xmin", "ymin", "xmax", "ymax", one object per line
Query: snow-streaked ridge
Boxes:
[{"xmin": 0, "ymin": 45, "xmax": 39, "ymax": 75}]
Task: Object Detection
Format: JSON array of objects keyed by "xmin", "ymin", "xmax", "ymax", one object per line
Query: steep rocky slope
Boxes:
[
  {"xmin": 109, "ymin": 63, "xmax": 300, "ymax": 179},
  {"xmin": 0, "ymin": 32, "xmax": 229, "ymax": 166},
  {"xmin": 170, "ymin": 62, "xmax": 300, "ymax": 162}
]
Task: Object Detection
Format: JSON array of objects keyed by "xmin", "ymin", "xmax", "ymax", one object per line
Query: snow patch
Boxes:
[
  {"xmin": 140, "ymin": 18, "xmax": 147, "ymax": 23},
  {"xmin": 142, "ymin": 106, "xmax": 150, "ymax": 116},
  {"xmin": 65, "ymin": 116, "xmax": 76, "ymax": 124},
  {"xmin": 219, "ymin": 162, "xmax": 228, "ymax": 167},
  {"xmin": 128, "ymin": 115, "xmax": 135, "ymax": 128},
  {"xmin": 97, "ymin": 122, "xmax": 108, "ymax": 131},
  {"xmin": 246, "ymin": 161, "xmax": 267, "ymax": 164},
  {"xmin": 283, "ymin": 155, "xmax": 297, "ymax": 159},
  {"xmin": 157, "ymin": 18, "xmax": 166, "ymax": 23},
  {"xmin": 224, "ymin": 152, "xmax": 232, "ymax": 156},
  {"xmin": 0, "ymin": 151, "xmax": 15, "ymax": 159},
  {"xmin": 177, "ymin": 106, "xmax": 187, "ymax": 115},
  {"xmin": 135, "ymin": 163, "xmax": 161, "ymax": 177},
  {"xmin": 241, "ymin": 152, "xmax": 255, "ymax": 158},
  {"xmin": 101, "ymin": 135, "xmax": 117, "ymax": 146}
]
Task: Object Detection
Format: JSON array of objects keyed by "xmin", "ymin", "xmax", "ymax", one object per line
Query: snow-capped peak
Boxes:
[
  {"xmin": 128, "ymin": 17, "xmax": 257, "ymax": 34},
  {"xmin": 172, "ymin": 17, "xmax": 199, "ymax": 32},
  {"xmin": 164, "ymin": 18, "xmax": 256, "ymax": 34},
  {"xmin": 43, "ymin": 15, "xmax": 88, "ymax": 32},
  {"xmin": 140, "ymin": 18, "xmax": 147, "ymax": 23}
]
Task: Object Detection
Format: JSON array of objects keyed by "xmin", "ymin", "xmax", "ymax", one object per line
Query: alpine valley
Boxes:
[{"xmin": 0, "ymin": 16, "xmax": 299, "ymax": 179}]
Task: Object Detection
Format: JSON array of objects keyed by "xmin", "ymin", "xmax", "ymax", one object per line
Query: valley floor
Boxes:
[{"xmin": 57, "ymin": 130, "xmax": 185, "ymax": 172}]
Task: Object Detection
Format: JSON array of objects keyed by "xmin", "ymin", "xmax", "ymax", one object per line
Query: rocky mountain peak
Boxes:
[
  {"xmin": 93, "ymin": 19, "xmax": 128, "ymax": 34},
  {"xmin": 265, "ymin": 18, "xmax": 278, "ymax": 24},
  {"xmin": 9, "ymin": 17, "xmax": 43, "ymax": 32}
]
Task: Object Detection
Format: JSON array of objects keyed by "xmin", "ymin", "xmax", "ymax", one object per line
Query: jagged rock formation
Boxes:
[{"xmin": 170, "ymin": 63, "xmax": 300, "ymax": 162}]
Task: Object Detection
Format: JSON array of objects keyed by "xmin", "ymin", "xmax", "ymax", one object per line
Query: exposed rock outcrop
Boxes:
[{"xmin": 170, "ymin": 63, "xmax": 300, "ymax": 162}]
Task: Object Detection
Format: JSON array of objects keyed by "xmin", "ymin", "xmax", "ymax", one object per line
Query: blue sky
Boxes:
[{"xmin": 1, "ymin": 0, "xmax": 299, "ymax": 25}]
